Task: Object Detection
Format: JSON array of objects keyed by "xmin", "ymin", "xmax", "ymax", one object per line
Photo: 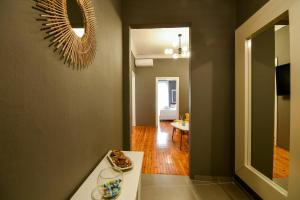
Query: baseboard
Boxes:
[
  {"xmin": 234, "ymin": 175, "xmax": 263, "ymax": 200},
  {"xmin": 192, "ymin": 175, "xmax": 233, "ymax": 183}
]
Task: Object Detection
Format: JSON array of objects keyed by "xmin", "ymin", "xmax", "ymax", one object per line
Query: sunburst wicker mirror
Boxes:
[{"xmin": 33, "ymin": 0, "xmax": 96, "ymax": 68}]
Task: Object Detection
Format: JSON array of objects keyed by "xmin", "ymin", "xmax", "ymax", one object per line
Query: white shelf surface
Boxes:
[{"xmin": 71, "ymin": 151, "xmax": 144, "ymax": 200}]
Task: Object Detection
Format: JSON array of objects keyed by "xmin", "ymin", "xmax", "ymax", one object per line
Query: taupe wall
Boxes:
[
  {"xmin": 135, "ymin": 59, "xmax": 189, "ymax": 126},
  {"xmin": 275, "ymin": 26, "xmax": 290, "ymax": 150},
  {"xmin": 123, "ymin": 0, "xmax": 236, "ymax": 177},
  {"xmin": 236, "ymin": 0, "xmax": 269, "ymax": 26},
  {"xmin": 251, "ymin": 27, "xmax": 275, "ymax": 179},
  {"xmin": 0, "ymin": 0, "xmax": 122, "ymax": 199}
]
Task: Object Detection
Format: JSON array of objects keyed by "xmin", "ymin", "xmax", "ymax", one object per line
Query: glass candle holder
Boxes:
[{"xmin": 91, "ymin": 167, "xmax": 123, "ymax": 200}]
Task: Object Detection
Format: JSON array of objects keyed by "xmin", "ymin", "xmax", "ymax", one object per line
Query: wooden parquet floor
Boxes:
[
  {"xmin": 131, "ymin": 122, "xmax": 189, "ymax": 175},
  {"xmin": 273, "ymin": 146, "xmax": 289, "ymax": 178},
  {"xmin": 131, "ymin": 123, "xmax": 288, "ymax": 178}
]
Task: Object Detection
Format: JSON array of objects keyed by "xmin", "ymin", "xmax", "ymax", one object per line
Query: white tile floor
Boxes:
[{"xmin": 141, "ymin": 174, "xmax": 254, "ymax": 200}]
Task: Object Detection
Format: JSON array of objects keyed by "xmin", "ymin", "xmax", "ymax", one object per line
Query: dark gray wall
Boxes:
[
  {"xmin": 169, "ymin": 80, "xmax": 176, "ymax": 105},
  {"xmin": 135, "ymin": 59, "xmax": 189, "ymax": 126},
  {"xmin": 123, "ymin": 0, "xmax": 236, "ymax": 177},
  {"xmin": 236, "ymin": 0, "xmax": 269, "ymax": 26},
  {"xmin": 277, "ymin": 96, "xmax": 290, "ymax": 150},
  {"xmin": 0, "ymin": 0, "xmax": 122, "ymax": 199},
  {"xmin": 275, "ymin": 26, "xmax": 290, "ymax": 150},
  {"xmin": 251, "ymin": 27, "xmax": 275, "ymax": 179}
]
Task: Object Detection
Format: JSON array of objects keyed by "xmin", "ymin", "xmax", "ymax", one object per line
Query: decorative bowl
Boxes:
[{"xmin": 91, "ymin": 167, "xmax": 123, "ymax": 200}]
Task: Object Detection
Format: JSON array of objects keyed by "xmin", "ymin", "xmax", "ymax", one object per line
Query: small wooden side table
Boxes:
[{"xmin": 171, "ymin": 121, "xmax": 189, "ymax": 150}]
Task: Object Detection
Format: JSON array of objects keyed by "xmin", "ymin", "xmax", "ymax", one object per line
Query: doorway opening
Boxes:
[
  {"xmin": 129, "ymin": 27, "xmax": 191, "ymax": 175},
  {"xmin": 156, "ymin": 77, "xmax": 179, "ymax": 127}
]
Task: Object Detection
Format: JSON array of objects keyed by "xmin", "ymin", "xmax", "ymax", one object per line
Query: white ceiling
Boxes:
[{"xmin": 131, "ymin": 27, "xmax": 190, "ymax": 59}]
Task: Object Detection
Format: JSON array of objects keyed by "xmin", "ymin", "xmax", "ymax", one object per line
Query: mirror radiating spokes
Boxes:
[{"xmin": 33, "ymin": 0, "xmax": 96, "ymax": 69}]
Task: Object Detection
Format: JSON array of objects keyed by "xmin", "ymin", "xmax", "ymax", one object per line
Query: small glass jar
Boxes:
[{"xmin": 91, "ymin": 167, "xmax": 123, "ymax": 200}]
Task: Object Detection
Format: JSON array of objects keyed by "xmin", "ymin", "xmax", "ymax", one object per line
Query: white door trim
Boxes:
[
  {"xmin": 235, "ymin": 0, "xmax": 300, "ymax": 199},
  {"xmin": 131, "ymin": 71, "xmax": 136, "ymax": 126},
  {"xmin": 155, "ymin": 77, "xmax": 180, "ymax": 127}
]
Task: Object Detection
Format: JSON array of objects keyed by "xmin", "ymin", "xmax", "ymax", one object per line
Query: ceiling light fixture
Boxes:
[
  {"xmin": 164, "ymin": 34, "xmax": 190, "ymax": 59},
  {"xmin": 173, "ymin": 53, "xmax": 179, "ymax": 59},
  {"xmin": 164, "ymin": 48, "xmax": 174, "ymax": 55}
]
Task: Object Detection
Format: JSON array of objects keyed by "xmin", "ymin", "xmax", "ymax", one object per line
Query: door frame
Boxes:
[
  {"xmin": 131, "ymin": 70, "xmax": 136, "ymax": 126},
  {"xmin": 235, "ymin": 0, "xmax": 300, "ymax": 199},
  {"xmin": 155, "ymin": 77, "xmax": 180, "ymax": 127},
  {"xmin": 128, "ymin": 24, "xmax": 192, "ymax": 177}
]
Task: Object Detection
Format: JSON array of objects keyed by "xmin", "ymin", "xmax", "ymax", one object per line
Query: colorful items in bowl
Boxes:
[
  {"xmin": 100, "ymin": 179, "xmax": 122, "ymax": 199},
  {"xmin": 109, "ymin": 150, "xmax": 132, "ymax": 169}
]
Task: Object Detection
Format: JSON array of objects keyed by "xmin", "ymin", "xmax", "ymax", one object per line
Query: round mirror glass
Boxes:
[{"xmin": 67, "ymin": 0, "xmax": 85, "ymax": 38}]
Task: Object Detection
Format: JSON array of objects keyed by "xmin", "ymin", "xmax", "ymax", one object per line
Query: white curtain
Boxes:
[{"xmin": 158, "ymin": 81, "xmax": 169, "ymax": 110}]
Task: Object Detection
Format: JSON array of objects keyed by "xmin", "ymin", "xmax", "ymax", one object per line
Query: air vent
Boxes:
[{"xmin": 135, "ymin": 59, "xmax": 153, "ymax": 67}]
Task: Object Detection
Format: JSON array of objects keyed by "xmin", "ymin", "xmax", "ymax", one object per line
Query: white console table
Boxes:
[{"xmin": 71, "ymin": 151, "xmax": 144, "ymax": 200}]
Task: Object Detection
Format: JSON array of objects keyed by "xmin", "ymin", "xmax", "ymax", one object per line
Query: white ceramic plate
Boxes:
[{"xmin": 106, "ymin": 150, "xmax": 134, "ymax": 171}]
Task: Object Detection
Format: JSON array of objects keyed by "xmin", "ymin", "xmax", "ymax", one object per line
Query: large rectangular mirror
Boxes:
[{"xmin": 250, "ymin": 14, "xmax": 290, "ymax": 191}]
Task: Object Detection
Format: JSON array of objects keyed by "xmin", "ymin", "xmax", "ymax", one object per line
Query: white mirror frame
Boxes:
[{"xmin": 235, "ymin": 0, "xmax": 300, "ymax": 199}]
